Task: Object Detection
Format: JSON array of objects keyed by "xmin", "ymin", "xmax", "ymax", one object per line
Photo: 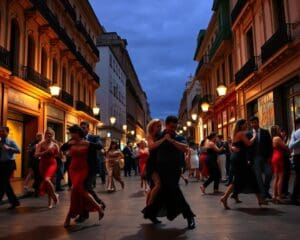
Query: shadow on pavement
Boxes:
[
  {"xmin": 235, "ymin": 207, "xmax": 284, "ymax": 216},
  {"xmin": 119, "ymin": 224, "xmax": 188, "ymax": 240},
  {"xmin": 0, "ymin": 225, "xmax": 67, "ymax": 240}
]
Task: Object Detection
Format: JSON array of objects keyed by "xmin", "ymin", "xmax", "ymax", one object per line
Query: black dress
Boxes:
[
  {"xmin": 203, "ymin": 148, "xmax": 221, "ymax": 190},
  {"xmin": 142, "ymin": 131, "xmax": 194, "ymax": 221},
  {"xmin": 231, "ymin": 141, "xmax": 259, "ymax": 194}
]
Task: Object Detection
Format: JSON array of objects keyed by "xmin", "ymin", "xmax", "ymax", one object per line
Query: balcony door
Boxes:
[{"xmin": 272, "ymin": 0, "xmax": 285, "ymax": 31}]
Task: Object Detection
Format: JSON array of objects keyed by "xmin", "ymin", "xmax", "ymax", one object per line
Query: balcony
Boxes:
[
  {"xmin": 0, "ymin": 46, "xmax": 10, "ymax": 70},
  {"xmin": 195, "ymin": 55, "xmax": 210, "ymax": 76},
  {"xmin": 231, "ymin": 0, "xmax": 247, "ymax": 25},
  {"xmin": 57, "ymin": 90, "xmax": 73, "ymax": 107},
  {"xmin": 22, "ymin": 66, "xmax": 50, "ymax": 91},
  {"xmin": 76, "ymin": 101, "xmax": 93, "ymax": 116},
  {"xmin": 261, "ymin": 23, "xmax": 292, "ymax": 63},
  {"xmin": 76, "ymin": 20, "xmax": 99, "ymax": 57},
  {"xmin": 29, "ymin": 0, "xmax": 99, "ymax": 84},
  {"xmin": 209, "ymin": 29, "xmax": 231, "ymax": 60},
  {"xmin": 60, "ymin": 0, "xmax": 77, "ymax": 22},
  {"xmin": 235, "ymin": 56, "xmax": 258, "ymax": 85}
]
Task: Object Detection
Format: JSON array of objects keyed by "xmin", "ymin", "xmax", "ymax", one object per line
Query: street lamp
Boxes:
[
  {"xmin": 110, "ymin": 116, "xmax": 116, "ymax": 125},
  {"xmin": 179, "ymin": 130, "xmax": 183, "ymax": 134},
  {"xmin": 92, "ymin": 106, "xmax": 100, "ymax": 116},
  {"xmin": 183, "ymin": 126, "xmax": 187, "ymax": 131},
  {"xmin": 191, "ymin": 113, "xmax": 198, "ymax": 121},
  {"xmin": 216, "ymin": 84, "xmax": 227, "ymax": 96},
  {"xmin": 201, "ymin": 102, "xmax": 210, "ymax": 112},
  {"xmin": 107, "ymin": 132, "xmax": 111, "ymax": 138},
  {"xmin": 130, "ymin": 130, "xmax": 135, "ymax": 136},
  {"xmin": 122, "ymin": 124, "xmax": 127, "ymax": 131},
  {"xmin": 49, "ymin": 85, "xmax": 61, "ymax": 96},
  {"xmin": 187, "ymin": 121, "xmax": 192, "ymax": 127}
]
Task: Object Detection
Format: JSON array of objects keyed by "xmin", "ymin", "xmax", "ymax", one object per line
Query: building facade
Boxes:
[
  {"xmin": 95, "ymin": 46, "xmax": 126, "ymax": 145},
  {"xmin": 193, "ymin": 0, "xmax": 236, "ymax": 140},
  {"xmin": 97, "ymin": 32, "xmax": 150, "ymax": 143},
  {"xmin": 231, "ymin": 0, "xmax": 300, "ymax": 133},
  {"xmin": 0, "ymin": 0, "xmax": 102, "ymax": 178}
]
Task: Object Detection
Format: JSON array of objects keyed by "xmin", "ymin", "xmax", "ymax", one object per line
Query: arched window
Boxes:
[
  {"xmin": 52, "ymin": 58, "xmax": 58, "ymax": 84},
  {"xmin": 41, "ymin": 47, "xmax": 47, "ymax": 77},
  {"xmin": 27, "ymin": 35, "xmax": 35, "ymax": 69},
  {"xmin": 62, "ymin": 66, "xmax": 67, "ymax": 91},
  {"xmin": 70, "ymin": 74, "xmax": 74, "ymax": 96},
  {"xmin": 10, "ymin": 19, "xmax": 20, "ymax": 74}
]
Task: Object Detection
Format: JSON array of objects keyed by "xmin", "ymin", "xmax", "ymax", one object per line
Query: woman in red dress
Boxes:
[
  {"xmin": 64, "ymin": 125, "xmax": 104, "ymax": 227},
  {"xmin": 271, "ymin": 125, "xmax": 290, "ymax": 203},
  {"xmin": 35, "ymin": 128, "xmax": 59, "ymax": 208},
  {"xmin": 137, "ymin": 140, "xmax": 150, "ymax": 192},
  {"xmin": 199, "ymin": 139, "xmax": 208, "ymax": 179}
]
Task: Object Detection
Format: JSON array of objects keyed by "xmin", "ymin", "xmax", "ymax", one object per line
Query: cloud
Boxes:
[{"xmin": 90, "ymin": 0, "xmax": 213, "ymax": 119}]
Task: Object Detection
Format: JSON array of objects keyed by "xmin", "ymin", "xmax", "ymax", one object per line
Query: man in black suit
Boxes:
[{"xmin": 249, "ymin": 116, "xmax": 273, "ymax": 199}]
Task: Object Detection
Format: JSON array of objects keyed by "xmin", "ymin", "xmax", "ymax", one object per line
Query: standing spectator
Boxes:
[
  {"xmin": 216, "ymin": 135, "xmax": 227, "ymax": 182},
  {"xmin": 280, "ymin": 128, "xmax": 291, "ymax": 198},
  {"xmin": 98, "ymin": 149, "xmax": 106, "ymax": 185},
  {"xmin": 123, "ymin": 142, "xmax": 134, "ymax": 177},
  {"xmin": 132, "ymin": 144, "xmax": 139, "ymax": 176},
  {"xmin": 187, "ymin": 142, "xmax": 200, "ymax": 180},
  {"xmin": 0, "ymin": 126, "xmax": 21, "ymax": 209},
  {"xmin": 24, "ymin": 132, "xmax": 43, "ymax": 195},
  {"xmin": 199, "ymin": 139, "xmax": 208, "ymax": 180},
  {"xmin": 289, "ymin": 117, "xmax": 300, "ymax": 205},
  {"xmin": 271, "ymin": 125, "xmax": 289, "ymax": 203},
  {"xmin": 137, "ymin": 140, "xmax": 149, "ymax": 191},
  {"xmin": 249, "ymin": 116, "xmax": 273, "ymax": 200}
]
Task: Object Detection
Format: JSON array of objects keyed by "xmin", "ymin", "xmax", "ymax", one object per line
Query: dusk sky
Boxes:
[{"xmin": 90, "ymin": 0, "xmax": 214, "ymax": 119}]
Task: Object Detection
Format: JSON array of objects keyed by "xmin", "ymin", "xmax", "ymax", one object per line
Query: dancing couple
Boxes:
[{"xmin": 142, "ymin": 116, "xmax": 195, "ymax": 229}]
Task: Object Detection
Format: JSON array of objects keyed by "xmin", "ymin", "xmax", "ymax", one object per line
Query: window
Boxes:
[
  {"xmin": 27, "ymin": 35, "xmax": 35, "ymax": 69},
  {"xmin": 41, "ymin": 48, "xmax": 47, "ymax": 77},
  {"xmin": 222, "ymin": 62, "xmax": 226, "ymax": 85},
  {"xmin": 272, "ymin": 0, "xmax": 285, "ymax": 31},
  {"xmin": 10, "ymin": 19, "xmax": 20, "ymax": 74},
  {"xmin": 228, "ymin": 54, "xmax": 234, "ymax": 83},
  {"xmin": 62, "ymin": 66, "xmax": 67, "ymax": 90},
  {"xmin": 52, "ymin": 58, "xmax": 58, "ymax": 84},
  {"xmin": 246, "ymin": 28, "xmax": 254, "ymax": 60},
  {"xmin": 70, "ymin": 74, "xmax": 74, "ymax": 96}
]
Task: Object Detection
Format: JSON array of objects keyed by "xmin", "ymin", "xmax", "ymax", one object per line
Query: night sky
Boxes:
[{"xmin": 90, "ymin": 0, "xmax": 213, "ymax": 119}]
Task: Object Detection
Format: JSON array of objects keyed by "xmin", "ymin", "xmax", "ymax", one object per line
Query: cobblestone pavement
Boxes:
[{"xmin": 0, "ymin": 176, "xmax": 300, "ymax": 240}]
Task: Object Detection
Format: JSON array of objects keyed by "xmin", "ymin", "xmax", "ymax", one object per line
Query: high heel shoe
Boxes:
[
  {"xmin": 200, "ymin": 186, "xmax": 206, "ymax": 195},
  {"xmin": 220, "ymin": 197, "xmax": 230, "ymax": 210},
  {"xmin": 98, "ymin": 207, "xmax": 104, "ymax": 221},
  {"xmin": 54, "ymin": 194, "xmax": 59, "ymax": 205}
]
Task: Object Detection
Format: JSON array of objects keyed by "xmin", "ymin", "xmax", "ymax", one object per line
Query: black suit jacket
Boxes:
[{"xmin": 248, "ymin": 128, "xmax": 273, "ymax": 160}]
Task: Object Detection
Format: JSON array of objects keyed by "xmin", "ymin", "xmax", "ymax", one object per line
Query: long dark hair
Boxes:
[
  {"xmin": 68, "ymin": 124, "xmax": 85, "ymax": 138},
  {"xmin": 232, "ymin": 119, "xmax": 247, "ymax": 139},
  {"xmin": 108, "ymin": 140, "xmax": 119, "ymax": 151}
]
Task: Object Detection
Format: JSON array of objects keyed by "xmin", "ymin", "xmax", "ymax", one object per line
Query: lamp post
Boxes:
[
  {"xmin": 201, "ymin": 102, "xmax": 210, "ymax": 112},
  {"xmin": 186, "ymin": 121, "xmax": 192, "ymax": 127},
  {"xmin": 49, "ymin": 85, "xmax": 61, "ymax": 97},
  {"xmin": 122, "ymin": 124, "xmax": 127, "ymax": 132},
  {"xmin": 92, "ymin": 106, "xmax": 100, "ymax": 116},
  {"xmin": 183, "ymin": 126, "xmax": 187, "ymax": 131},
  {"xmin": 110, "ymin": 116, "xmax": 116, "ymax": 125},
  {"xmin": 191, "ymin": 113, "xmax": 198, "ymax": 121}
]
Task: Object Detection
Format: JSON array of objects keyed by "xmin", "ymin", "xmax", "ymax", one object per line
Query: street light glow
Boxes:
[
  {"xmin": 49, "ymin": 85, "xmax": 61, "ymax": 96},
  {"xmin": 201, "ymin": 102, "xmax": 209, "ymax": 112},
  {"xmin": 191, "ymin": 113, "xmax": 197, "ymax": 121},
  {"xmin": 216, "ymin": 85, "xmax": 227, "ymax": 96},
  {"xmin": 110, "ymin": 116, "xmax": 116, "ymax": 125},
  {"xmin": 187, "ymin": 121, "xmax": 192, "ymax": 127}
]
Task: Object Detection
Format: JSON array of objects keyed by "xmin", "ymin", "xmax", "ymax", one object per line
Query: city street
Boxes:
[{"xmin": 0, "ymin": 176, "xmax": 300, "ymax": 240}]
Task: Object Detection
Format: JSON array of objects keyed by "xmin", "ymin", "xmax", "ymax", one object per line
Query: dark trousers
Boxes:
[
  {"xmin": 132, "ymin": 158, "xmax": 138, "ymax": 175},
  {"xmin": 203, "ymin": 160, "xmax": 221, "ymax": 190},
  {"xmin": 291, "ymin": 155, "xmax": 300, "ymax": 202},
  {"xmin": 124, "ymin": 158, "xmax": 132, "ymax": 176},
  {"xmin": 64, "ymin": 157, "xmax": 72, "ymax": 188},
  {"xmin": 0, "ymin": 161, "xmax": 19, "ymax": 205},
  {"xmin": 253, "ymin": 156, "xmax": 273, "ymax": 197},
  {"xmin": 282, "ymin": 155, "xmax": 291, "ymax": 195}
]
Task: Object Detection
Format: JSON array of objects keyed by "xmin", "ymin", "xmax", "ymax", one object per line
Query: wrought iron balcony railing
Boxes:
[
  {"xmin": 58, "ymin": 90, "xmax": 74, "ymax": 107},
  {"xmin": 76, "ymin": 20, "xmax": 99, "ymax": 57},
  {"xmin": 76, "ymin": 101, "xmax": 93, "ymax": 116},
  {"xmin": 261, "ymin": 23, "xmax": 293, "ymax": 63},
  {"xmin": 29, "ymin": 0, "xmax": 99, "ymax": 84},
  {"xmin": 60, "ymin": 0, "xmax": 77, "ymax": 22},
  {"xmin": 231, "ymin": 0, "xmax": 247, "ymax": 25},
  {"xmin": 0, "ymin": 46, "xmax": 10, "ymax": 70},
  {"xmin": 235, "ymin": 56, "xmax": 258, "ymax": 85},
  {"xmin": 209, "ymin": 29, "xmax": 231, "ymax": 59},
  {"xmin": 22, "ymin": 66, "xmax": 50, "ymax": 91}
]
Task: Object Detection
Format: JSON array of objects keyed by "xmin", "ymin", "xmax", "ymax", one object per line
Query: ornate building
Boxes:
[
  {"xmin": 97, "ymin": 32, "xmax": 151, "ymax": 142},
  {"xmin": 0, "ymin": 0, "xmax": 103, "ymax": 178},
  {"xmin": 193, "ymin": 0, "xmax": 236, "ymax": 140},
  {"xmin": 231, "ymin": 0, "xmax": 300, "ymax": 133}
]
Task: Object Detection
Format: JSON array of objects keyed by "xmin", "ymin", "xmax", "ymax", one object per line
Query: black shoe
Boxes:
[
  {"xmin": 75, "ymin": 215, "xmax": 88, "ymax": 223},
  {"xmin": 149, "ymin": 217, "xmax": 161, "ymax": 224},
  {"xmin": 187, "ymin": 217, "xmax": 195, "ymax": 229},
  {"xmin": 99, "ymin": 200, "xmax": 106, "ymax": 210},
  {"xmin": 8, "ymin": 202, "xmax": 20, "ymax": 210}
]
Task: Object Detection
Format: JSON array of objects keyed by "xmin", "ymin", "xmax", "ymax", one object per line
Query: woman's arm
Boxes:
[
  {"xmin": 147, "ymin": 135, "xmax": 166, "ymax": 151},
  {"xmin": 209, "ymin": 142, "xmax": 223, "ymax": 153},
  {"xmin": 241, "ymin": 131, "xmax": 256, "ymax": 147},
  {"xmin": 274, "ymin": 137, "xmax": 290, "ymax": 152}
]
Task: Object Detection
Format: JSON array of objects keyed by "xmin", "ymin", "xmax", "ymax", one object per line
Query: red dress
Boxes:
[
  {"xmin": 200, "ymin": 152, "xmax": 208, "ymax": 178},
  {"xmin": 138, "ymin": 149, "xmax": 149, "ymax": 178},
  {"xmin": 39, "ymin": 146, "xmax": 57, "ymax": 195},
  {"xmin": 68, "ymin": 146, "xmax": 98, "ymax": 218},
  {"xmin": 272, "ymin": 147, "xmax": 284, "ymax": 174}
]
